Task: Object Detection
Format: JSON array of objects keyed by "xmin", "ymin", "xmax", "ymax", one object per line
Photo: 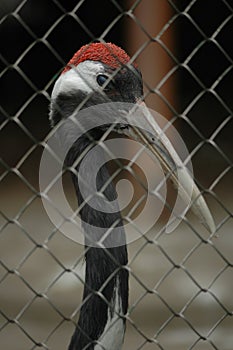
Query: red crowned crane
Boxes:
[{"xmin": 49, "ymin": 43, "xmax": 215, "ymax": 350}]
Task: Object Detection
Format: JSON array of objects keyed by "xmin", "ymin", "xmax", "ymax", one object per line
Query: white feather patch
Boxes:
[
  {"xmin": 51, "ymin": 61, "xmax": 105, "ymax": 100},
  {"xmin": 94, "ymin": 278, "xmax": 125, "ymax": 350}
]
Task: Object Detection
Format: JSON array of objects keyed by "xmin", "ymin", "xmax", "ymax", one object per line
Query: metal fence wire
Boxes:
[{"xmin": 1, "ymin": 1, "xmax": 233, "ymax": 349}]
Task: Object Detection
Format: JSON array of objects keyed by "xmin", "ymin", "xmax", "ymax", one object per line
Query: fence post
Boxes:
[{"xmin": 126, "ymin": 0, "xmax": 175, "ymax": 117}]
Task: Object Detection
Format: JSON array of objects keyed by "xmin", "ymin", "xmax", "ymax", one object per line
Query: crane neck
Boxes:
[{"xmin": 65, "ymin": 133, "xmax": 129, "ymax": 350}]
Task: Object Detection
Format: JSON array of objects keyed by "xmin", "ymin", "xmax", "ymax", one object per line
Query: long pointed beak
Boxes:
[{"xmin": 118, "ymin": 102, "xmax": 216, "ymax": 234}]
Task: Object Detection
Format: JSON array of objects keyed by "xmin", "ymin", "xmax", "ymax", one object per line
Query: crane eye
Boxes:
[{"xmin": 96, "ymin": 74, "xmax": 109, "ymax": 87}]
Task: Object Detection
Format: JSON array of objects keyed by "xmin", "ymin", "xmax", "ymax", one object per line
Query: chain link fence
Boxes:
[{"xmin": 1, "ymin": 1, "xmax": 232, "ymax": 349}]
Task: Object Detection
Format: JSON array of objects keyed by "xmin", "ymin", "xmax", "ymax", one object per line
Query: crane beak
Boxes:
[{"xmin": 116, "ymin": 102, "xmax": 216, "ymax": 234}]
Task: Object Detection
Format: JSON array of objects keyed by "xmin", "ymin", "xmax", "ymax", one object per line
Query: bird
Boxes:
[{"xmin": 49, "ymin": 42, "xmax": 215, "ymax": 350}]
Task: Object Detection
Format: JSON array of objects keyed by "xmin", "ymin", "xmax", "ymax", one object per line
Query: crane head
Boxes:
[
  {"xmin": 49, "ymin": 42, "xmax": 216, "ymax": 235},
  {"xmin": 51, "ymin": 42, "xmax": 143, "ymax": 107}
]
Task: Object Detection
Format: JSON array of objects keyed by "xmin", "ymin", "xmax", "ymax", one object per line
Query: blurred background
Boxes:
[{"xmin": 1, "ymin": 1, "xmax": 232, "ymax": 349}]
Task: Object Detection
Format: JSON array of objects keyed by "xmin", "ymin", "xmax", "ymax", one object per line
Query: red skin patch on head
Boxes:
[{"xmin": 62, "ymin": 43, "xmax": 135, "ymax": 74}]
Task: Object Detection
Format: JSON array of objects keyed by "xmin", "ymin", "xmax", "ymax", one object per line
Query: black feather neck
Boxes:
[
  {"xmin": 66, "ymin": 134, "xmax": 128, "ymax": 350},
  {"xmin": 50, "ymin": 94, "xmax": 129, "ymax": 350}
]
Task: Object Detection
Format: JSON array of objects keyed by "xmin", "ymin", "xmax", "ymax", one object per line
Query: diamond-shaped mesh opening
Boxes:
[
  {"xmin": 157, "ymin": 316, "xmax": 199, "ymax": 349},
  {"xmin": 1, "ymin": 1, "xmax": 232, "ymax": 349},
  {"xmin": 0, "ymin": 15, "xmax": 33, "ymax": 64},
  {"xmin": 1, "ymin": 69, "xmax": 34, "ymax": 117},
  {"xmin": 19, "ymin": 42, "xmax": 62, "ymax": 89},
  {"xmin": 18, "ymin": 0, "xmax": 63, "ymax": 37}
]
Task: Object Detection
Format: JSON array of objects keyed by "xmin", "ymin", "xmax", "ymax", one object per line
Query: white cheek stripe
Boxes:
[
  {"xmin": 51, "ymin": 69, "xmax": 92, "ymax": 99},
  {"xmin": 51, "ymin": 61, "xmax": 105, "ymax": 100}
]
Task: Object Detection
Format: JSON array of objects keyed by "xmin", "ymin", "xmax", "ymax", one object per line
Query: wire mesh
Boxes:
[{"xmin": 1, "ymin": 1, "xmax": 233, "ymax": 349}]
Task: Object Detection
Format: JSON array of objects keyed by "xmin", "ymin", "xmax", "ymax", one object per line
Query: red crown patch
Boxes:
[{"xmin": 62, "ymin": 43, "xmax": 133, "ymax": 74}]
